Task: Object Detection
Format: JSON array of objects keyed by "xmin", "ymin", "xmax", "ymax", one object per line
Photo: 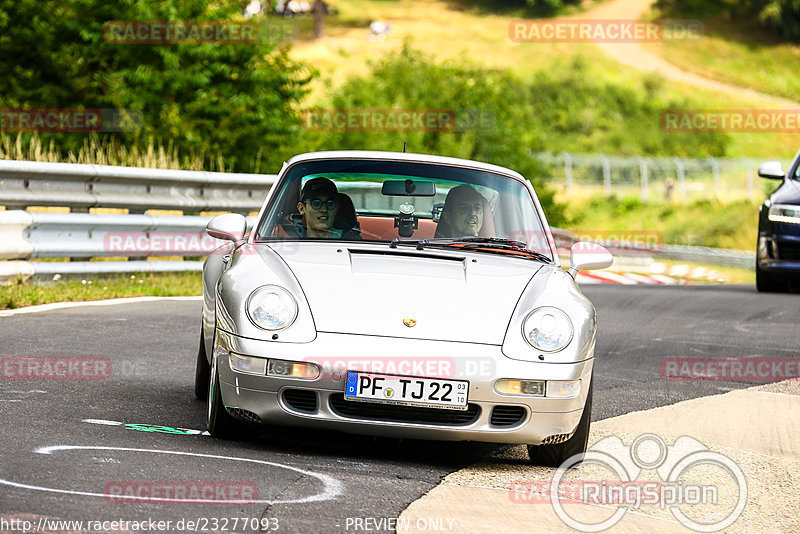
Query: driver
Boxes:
[
  {"xmin": 435, "ymin": 185, "xmax": 486, "ymax": 237},
  {"xmin": 296, "ymin": 177, "xmax": 361, "ymax": 239}
]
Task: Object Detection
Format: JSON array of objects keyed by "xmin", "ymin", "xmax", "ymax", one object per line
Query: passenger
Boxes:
[
  {"xmin": 295, "ymin": 177, "xmax": 361, "ymax": 239},
  {"xmin": 435, "ymin": 185, "xmax": 490, "ymax": 238}
]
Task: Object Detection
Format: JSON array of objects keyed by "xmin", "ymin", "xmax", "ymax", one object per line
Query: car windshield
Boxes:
[{"xmin": 255, "ymin": 158, "xmax": 552, "ymax": 260}]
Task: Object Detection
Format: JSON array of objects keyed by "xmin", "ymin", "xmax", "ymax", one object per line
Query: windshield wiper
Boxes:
[
  {"xmin": 389, "ymin": 237, "xmax": 431, "ymax": 250},
  {"xmin": 389, "ymin": 237, "xmax": 552, "ymax": 262}
]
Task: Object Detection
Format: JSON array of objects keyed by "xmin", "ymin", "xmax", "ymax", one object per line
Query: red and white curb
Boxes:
[
  {"xmin": 576, "ymin": 271, "xmax": 684, "ymax": 285},
  {"xmin": 576, "ymin": 263, "xmax": 728, "ymax": 285}
]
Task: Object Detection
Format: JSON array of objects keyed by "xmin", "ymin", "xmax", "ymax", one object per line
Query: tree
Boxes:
[
  {"xmin": 0, "ymin": 0, "xmax": 313, "ymax": 171},
  {"xmin": 655, "ymin": 0, "xmax": 800, "ymax": 42}
]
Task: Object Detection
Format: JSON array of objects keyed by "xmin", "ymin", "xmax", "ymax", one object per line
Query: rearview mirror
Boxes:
[
  {"xmin": 567, "ymin": 242, "xmax": 613, "ymax": 278},
  {"xmin": 381, "ymin": 179, "xmax": 436, "ymax": 197},
  {"xmin": 758, "ymin": 161, "xmax": 785, "ymax": 180},
  {"xmin": 206, "ymin": 213, "xmax": 247, "ymax": 243}
]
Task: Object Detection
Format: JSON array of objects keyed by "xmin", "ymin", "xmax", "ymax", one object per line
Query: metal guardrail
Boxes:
[
  {"xmin": 0, "ymin": 160, "xmax": 276, "ymax": 212},
  {"xmin": 0, "ymin": 211, "xmax": 260, "ymax": 260},
  {"xmin": 0, "ymin": 211, "xmax": 257, "ymax": 281},
  {"xmin": 659, "ymin": 244, "xmax": 754, "ymax": 269},
  {"xmin": 551, "ymin": 228, "xmax": 755, "ymax": 269},
  {"xmin": 0, "ymin": 212, "xmax": 756, "ymax": 282},
  {"xmin": 533, "ymin": 151, "xmax": 772, "ymax": 201},
  {"xmin": 0, "ymin": 260, "xmax": 204, "ymax": 282},
  {"xmin": 0, "ymin": 159, "xmax": 756, "ymax": 281}
]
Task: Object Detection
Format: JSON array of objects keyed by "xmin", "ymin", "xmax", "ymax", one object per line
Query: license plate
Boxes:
[{"xmin": 344, "ymin": 371, "xmax": 469, "ymax": 410}]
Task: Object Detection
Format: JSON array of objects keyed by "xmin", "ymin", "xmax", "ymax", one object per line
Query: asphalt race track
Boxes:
[{"xmin": 1, "ymin": 284, "xmax": 798, "ymax": 533}]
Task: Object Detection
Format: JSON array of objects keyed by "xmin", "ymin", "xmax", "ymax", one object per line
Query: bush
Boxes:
[
  {"xmin": 655, "ymin": 0, "xmax": 800, "ymax": 42},
  {"xmin": 0, "ymin": 0, "xmax": 312, "ymax": 172},
  {"xmin": 298, "ymin": 45, "xmax": 729, "ymax": 224}
]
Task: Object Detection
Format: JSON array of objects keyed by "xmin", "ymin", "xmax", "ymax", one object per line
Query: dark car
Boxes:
[{"xmin": 756, "ymin": 156, "xmax": 800, "ymax": 292}]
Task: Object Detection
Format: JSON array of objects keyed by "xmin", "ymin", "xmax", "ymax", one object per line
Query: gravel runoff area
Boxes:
[{"xmin": 398, "ymin": 380, "xmax": 800, "ymax": 534}]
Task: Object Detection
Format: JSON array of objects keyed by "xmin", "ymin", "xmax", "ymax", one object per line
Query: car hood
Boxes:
[{"xmin": 265, "ymin": 242, "xmax": 541, "ymax": 345}]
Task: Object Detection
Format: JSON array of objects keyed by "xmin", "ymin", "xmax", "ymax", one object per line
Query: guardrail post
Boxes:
[
  {"xmin": 127, "ymin": 208, "xmax": 148, "ymax": 262},
  {"xmin": 710, "ymin": 157, "xmax": 720, "ymax": 196},
  {"xmin": 673, "ymin": 157, "xmax": 685, "ymax": 198},
  {"xmin": 638, "ymin": 157, "xmax": 649, "ymax": 201},
  {"xmin": 602, "ymin": 155, "xmax": 611, "ymax": 196},
  {"xmin": 69, "ymin": 207, "xmax": 92, "ymax": 262},
  {"xmin": 563, "ymin": 153, "xmax": 573, "ymax": 191}
]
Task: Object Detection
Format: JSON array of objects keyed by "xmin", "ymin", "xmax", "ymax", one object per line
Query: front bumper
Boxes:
[
  {"xmin": 213, "ymin": 329, "xmax": 594, "ymax": 446},
  {"xmin": 758, "ymin": 232, "xmax": 800, "ymax": 273}
]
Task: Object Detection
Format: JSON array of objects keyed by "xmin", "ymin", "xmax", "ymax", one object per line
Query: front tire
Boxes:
[
  {"xmin": 756, "ymin": 263, "xmax": 787, "ymax": 293},
  {"xmin": 528, "ymin": 380, "xmax": 592, "ymax": 467},
  {"xmin": 194, "ymin": 330, "xmax": 210, "ymax": 400},
  {"xmin": 207, "ymin": 350, "xmax": 244, "ymax": 439}
]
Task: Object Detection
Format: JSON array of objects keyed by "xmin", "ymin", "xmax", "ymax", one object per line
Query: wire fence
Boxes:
[{"xmin": 533, "ymin": 152, "xmax": 788, "ymax": 201}]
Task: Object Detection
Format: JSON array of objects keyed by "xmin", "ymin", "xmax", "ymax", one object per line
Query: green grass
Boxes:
[
  {"xmin": 288, "ymin": 0, "xmax": 800, "ymax": 159},
  {"xmin": 562, "ymin": 196, "xmax": 759, "ymax": 250},
  {"xmin": 646, "ymin": 16, "xmax": 800, "ymax": 103},
  {"xmin": 0, "ymin": 272, "xmax": 201, "ymax": 310},
  {"xmin": 0, "ymin": 133, "xmax": 229, "ymax": 171}
]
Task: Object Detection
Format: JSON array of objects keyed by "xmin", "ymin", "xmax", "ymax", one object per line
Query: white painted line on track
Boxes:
[
  {"xmin": 0, "ymin": 445, "xmax": 343, "ymax": 505},
  {"xmin": 0, "ymin": 296, "xmax": 202, "ymax": 317}
]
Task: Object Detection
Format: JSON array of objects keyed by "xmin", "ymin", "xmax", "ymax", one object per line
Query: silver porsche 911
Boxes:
[{"xmin": 195, "ymin": 150, "xmax": 612, "ymax": 465}]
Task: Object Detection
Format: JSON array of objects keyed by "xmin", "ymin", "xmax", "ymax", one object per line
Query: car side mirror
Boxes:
[
  {"xmin": 758, "ymin": 161, "xmax": 785, "ymax": 180},
  {"xmin": 568, "ymin": 242, "xmax": 613, "ymax": 278},
  {"xmin": 206, "ymin": 213, "xmax": 247, "ymax": 243}
]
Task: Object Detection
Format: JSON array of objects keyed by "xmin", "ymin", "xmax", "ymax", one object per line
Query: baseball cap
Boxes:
[{"xmin": 300, "ymin": 177, "xmax": 338, "ymax": 201}]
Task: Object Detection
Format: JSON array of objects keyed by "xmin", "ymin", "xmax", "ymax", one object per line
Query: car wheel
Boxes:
[
  {"xmin": 756, "ymin": 263, "xmax": 787, "ymax": 293},
  {"xmin": 194, "ymin": 330, "xmax": 210, "ymax": 400},
  {"xmin": 527, "ymin": 380, "xmax": 592, "ymax": 467},
  {"xmin": 207, "ymin": 349, "xmax": 244, "ymax": 438}
]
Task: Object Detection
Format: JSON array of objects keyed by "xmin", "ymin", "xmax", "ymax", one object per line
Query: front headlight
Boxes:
[
  {"xmin": 522, "ymin": 307, "xmax": 573, "ymax": 352},
  {"xmin": 246, "ymin": 285, "xmax": 298, "ymax": 331},
  {"xmin": 768, "ymin": 204, "xmax": 800, "ymax": 224}
]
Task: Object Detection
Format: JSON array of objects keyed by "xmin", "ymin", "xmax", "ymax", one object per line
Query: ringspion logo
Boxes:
[{"xmin": 529, "ymin": 434, "xmax": 747, "ymax": 532}]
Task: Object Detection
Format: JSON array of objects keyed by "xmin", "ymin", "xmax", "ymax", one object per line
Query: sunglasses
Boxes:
[{"xmin": 305, "ymin": 198, "xmax": 337, "ymax": 210}]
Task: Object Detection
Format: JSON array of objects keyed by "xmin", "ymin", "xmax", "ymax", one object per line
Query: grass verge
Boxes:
[
  {"xmin": 645, "ymin": 16, "xmax": 800, "ymax": 103},
  {"xmin": 647, "ymin": 259, "xmax": 754, "ymax": 284},
  {"xmin": 561, "ymin": 195, "xmax": 760, "ymax": 250},
  {"xmin": 289, "ymin": 0, "xmax": 799, "ymax": 159},
  {"xmin": 0, "ymin": 272, "xmax": 201, "ymax": 310}
]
